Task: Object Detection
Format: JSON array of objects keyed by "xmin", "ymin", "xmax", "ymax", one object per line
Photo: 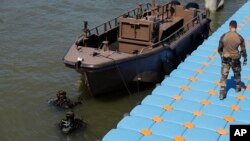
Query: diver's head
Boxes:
[
  {"xmin": 66, "ymin": 111, "xmax": 74, "ymax": 119},
  {"xmin": 57, "ymin": 90, "xmax": 66, "ymax": 98}
]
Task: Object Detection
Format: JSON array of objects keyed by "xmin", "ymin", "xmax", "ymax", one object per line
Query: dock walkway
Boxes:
[{"xmin": 103, "ymin": 1, "xmax": 250, "ymax": 141}]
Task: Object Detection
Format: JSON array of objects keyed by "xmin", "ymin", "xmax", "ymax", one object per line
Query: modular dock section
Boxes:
[{"xmin": 103, "ymin": 1, "xmax": 250, "ymax": 141}]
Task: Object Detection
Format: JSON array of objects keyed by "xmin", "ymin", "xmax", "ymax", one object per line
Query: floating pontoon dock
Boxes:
[{"xmin": 103, "ymin": 1, "xmax": 250, "ymax": 141}]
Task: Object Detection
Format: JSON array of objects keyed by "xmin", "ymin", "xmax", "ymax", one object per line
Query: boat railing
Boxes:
[
  {"xmin": 86, "ymin": 3, "xmax": 152, "ymax": 36},
  {"xmin": 152, "ymin": 10, "xmax": 207, "ymax": 48}
]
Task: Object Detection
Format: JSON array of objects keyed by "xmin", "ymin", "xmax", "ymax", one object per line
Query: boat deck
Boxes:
[
  {"xmin": 102, "ymin": 1, "xmax": 250, "ymax": 141},
  {"xmin": 64, "ymin": 46, "xmax": 134, "ymax": 65}
]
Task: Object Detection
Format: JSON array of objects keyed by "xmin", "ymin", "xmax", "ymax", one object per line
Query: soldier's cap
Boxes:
[{"xmin": 229, "ymin": 20, "xmax": 237, "ymax": 28}]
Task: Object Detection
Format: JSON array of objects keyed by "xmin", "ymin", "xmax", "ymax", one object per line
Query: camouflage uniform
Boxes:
[{"xmin": 218, "ymin": 30, "xmax": 247, "ymax": 99}]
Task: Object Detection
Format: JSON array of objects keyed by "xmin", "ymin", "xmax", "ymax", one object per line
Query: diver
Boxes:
[
  {"xmin": 48, "ymin": 90, "xmax": 82, "ymax": 109},
  {"xmin": 59, "ymin": 111, "xmax": 86, "ymax": 134}
]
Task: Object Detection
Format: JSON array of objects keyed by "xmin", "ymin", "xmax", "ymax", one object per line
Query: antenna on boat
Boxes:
[
  {"xmin": 137, "ymin": 4, "xmax": 143, "ymax": 19},
  {"xmin": 82, "ymin": 21, "xmax": 89, "ymax": 47},
  {"xmin": 151, "ymin": 0, "xmax": 156, "ymax": 8},
  {"xmin": 151, "ymin": 0, "xmax": 156, "ymax": 16},
  {"xmin": 83, "ymin": 21, "xmax": 89, "ymax": 34},
  {"xmin": 102, "ymin": 22, "xmax": 109, "ymax": 51},
  {"xmin": 96, "ymin": 22, "xmax": 109, "ymax": 51}
]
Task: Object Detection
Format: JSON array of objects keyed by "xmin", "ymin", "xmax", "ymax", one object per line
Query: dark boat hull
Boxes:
[
  {"xmin": 71, "ymin": 19, "xmax": 210, "ymax": 96},
  {"xmin": 81, "ymin": 50, "xmax": 166, "ymax": 95}
]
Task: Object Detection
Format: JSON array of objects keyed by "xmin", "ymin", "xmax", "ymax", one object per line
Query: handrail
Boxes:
[
  {"xmin": 86, "ymin": 3, "xmax": 152, "ymax": 36},
  {"xmin": 152, "ymin": 10, "xmax": 207, "ymax": 48}
]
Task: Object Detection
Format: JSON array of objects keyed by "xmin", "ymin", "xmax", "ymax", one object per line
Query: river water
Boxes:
[{"xmin": 0, "ymin": 0, "xmax": 246, "ymax": 141}]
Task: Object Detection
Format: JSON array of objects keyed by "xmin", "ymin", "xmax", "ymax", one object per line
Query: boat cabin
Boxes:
[
  {"xmin": 119, "ymin": 4, "xmax": 198, "ymax": 53},
  {"xmin": 75, "ymin": 1, "xmax": 199, "ymax": 54}
]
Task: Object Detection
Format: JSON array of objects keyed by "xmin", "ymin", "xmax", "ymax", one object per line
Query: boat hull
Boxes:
[{"xmin": 81, "ymin": 50, "xmax": 166, "ymax": 95}]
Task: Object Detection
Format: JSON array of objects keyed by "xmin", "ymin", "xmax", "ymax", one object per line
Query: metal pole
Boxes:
[{"xmin": 151, "ymin": 0, "xmax": 156, "ymax": 8}]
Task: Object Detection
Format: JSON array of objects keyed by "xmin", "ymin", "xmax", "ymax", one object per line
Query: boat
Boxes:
[{"xmin": 63, "ymin": 0, "xmax": 211, "ymax": 96}]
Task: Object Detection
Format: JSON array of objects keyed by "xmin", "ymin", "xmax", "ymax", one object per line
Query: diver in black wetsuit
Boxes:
[
  {"xmin": 60, "ymin": 111, "xmax": 86, "ymax": 134},
  {"xmin": 49, "ymin": 90, "xmax": 82, "ymax": 109}
]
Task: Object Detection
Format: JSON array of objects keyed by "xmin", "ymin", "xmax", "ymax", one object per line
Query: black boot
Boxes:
[{"xmin": 219, "ymin": 90, "xmax": 225, "ymax": 100}]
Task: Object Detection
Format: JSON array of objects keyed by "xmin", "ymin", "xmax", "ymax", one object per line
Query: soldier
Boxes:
[
  {"xmin": 59, "ymin": 111, "xmax": 86, "ymax": 134},
  {"xmin": 49, "ymin": 90, "xmax": 82, "ymax": 109},
  {"xmin": 218, "ymin": 20, "xmax": 247, "ymax": 100}
]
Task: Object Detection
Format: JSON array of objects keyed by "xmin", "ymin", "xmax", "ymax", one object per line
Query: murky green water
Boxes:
[{"xmin": 0, "ymin": 0, "xmax": 246, "ymax": 141}]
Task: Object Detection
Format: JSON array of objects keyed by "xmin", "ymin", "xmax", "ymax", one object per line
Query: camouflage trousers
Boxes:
[{"xmin": 220, "ymin": 58, "xmax": 241, "ymax": 94}]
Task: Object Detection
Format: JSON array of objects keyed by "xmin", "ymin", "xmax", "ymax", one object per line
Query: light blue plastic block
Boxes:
[
  {"xmin": 210, "ymin": 60, "xmax": 221, "ymax": 67},
  {"xmin": 117, "ymin": 116, "xmax": 154, "ymax": 132},
  {"xmin": 239, "ymin": 32, "xmax": 250, "ymax": 37},
  {"xmin": 242, "ymin": 65, "xmax": 250, "ymax": 72},
  {"xmin": 183, "ymin": 128, "xmax": 220, "ymax": 141},
  {"xmin": 203, "ymin": 65, "xmax": 221, "ymax": 75},
  {"xmin": 205, "ymin": 35, "xmax": 221, "ymax": 41},
  {"xmin": 218, "ymin": 134, "xmax": 229, "ymax": 141},
  {"xmin": 196, "ymin": 44, "xmax": 208, "ymax": 50},
  {"xmin": 170, "ymin": 69, "xmax": 197, "ymax": 79},
  {"xmin": 210, "ymin": 52, "xmax": 220, "ymax": 60},
  {"xmin": 197, "ymin": 72, "xmax": 220, "ymax": 83},
  {"xmin": 196, "ymin": 48, "xmax": 215, "ymax": 55},
  {"xmin": 161, "ymin": 110, "xmax": 194, "ymax": 124},
  {"xmin": 242, "ymin": 35, "xmax": 250, "ymax": 39},
  {"xmin": 206, "ymin": 36, "xmax": 220, "ymax": 42},
  {"xmin": 130, "ymin": 105, "xmax": 164, "ymax": 119},
  {"xmin": 181, "ymin": 90, "xmax": 210, "ymax": 102},
  {"xmin": 242, "ymin": 22, "xmax": 250, "ymax": 30},
  {"xmin": 202, "ymin": 40, "xmax": 219, "ymax": 47},
  {"xmin": 225, "ymin": 121, "xmax": 248, "ymax": 131},
  {"xmin": 244, "ymin": 75, "xmax": 250, "ymax": 81},
  {"xmin": 185, "ymin": 55, "xmax": 209, "ymax": 64},
  {"xmin": 141, "ymin": 95, "xmax": 173, "ymax": 108},
  {"xmin": 177, "ymin": 62, "xmax": 203, "ymax": 71},
  {"xmin": 189, "ymin": 81, "xmax": 216, "ymax": 92},
  {"xmin": 191, "ymin": 49, "xmax": 214, "ymax": 58},
  {"xmin": 193, "ymin": 115, "xmax": 227, "ymax": 131},
  {"xmin": 232, "ymin": 109, "xmax": 250, "ymax": 123},
  {"xmin": 152, "ymin": 85, "xmax": 182, "ymax": 97},
  {"xmin": 209, "ymin": 55, "xmax": 219, "ymax": 60},
  {"xmin": 243, "ymin": 90, "xmax": 250, "ymax": 100},
  {"xmin": 214, "ymin": 52, "xmax": 221, "ymax": 58},
  {"xmin": 202, "ymin": 104, "xmax": 233, "ymax": 118},
  {"xmin": 102, "ymin": 129, "xmax": 142, "ymax": 141},
  {"xmin": 150, "ymin": 121, "xmax": 185, "ymax": 138},
  {"xmin": 172, "ymin": 99, "xmax": 202, "ymax": 113},
  {"xmin": 140, "ymin": 135, "xmax": 172, "ymax": 141},
  {"xmin": 196, "ymin": 46, "xmax": 216, "ymax": 53},
  {"xmin": 209, "ymin": 94, "xmax": 239, "ymax": 108},
  {"xmin": 161, "ymin": 77, "xmax": 189, "ymax": 88},
  {"xmin": 216, "ymin": 28, "xmax": 227, "ymax": 33}
]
